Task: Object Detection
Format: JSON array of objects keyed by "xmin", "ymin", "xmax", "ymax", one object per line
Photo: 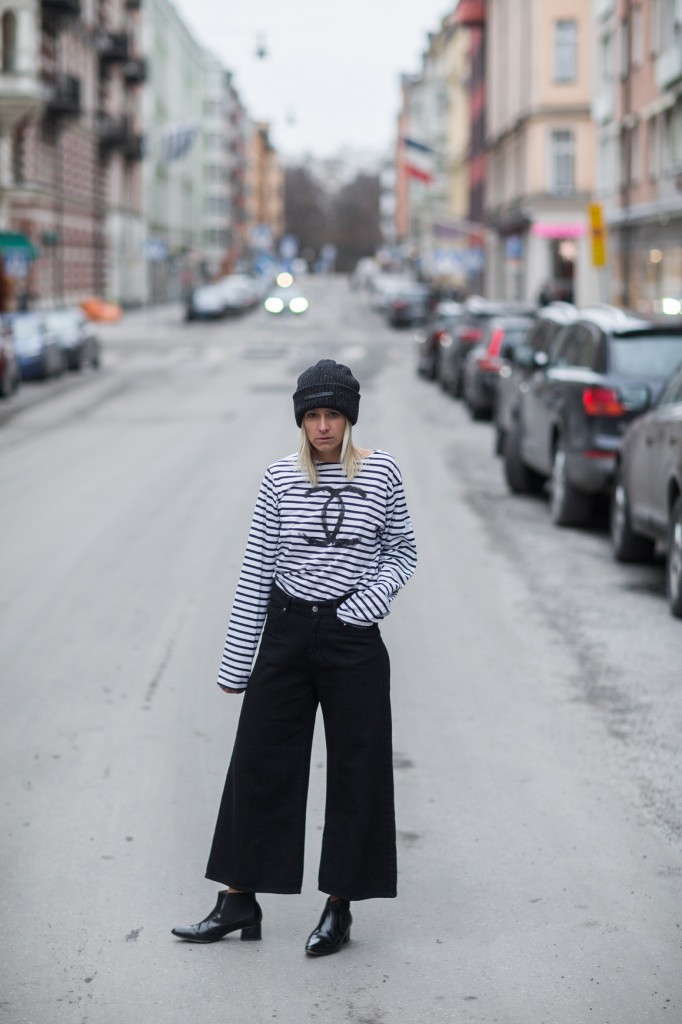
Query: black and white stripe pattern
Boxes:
[{"xmin": 217, "ymin": 450, "xmax": 417, "ymax": 690}]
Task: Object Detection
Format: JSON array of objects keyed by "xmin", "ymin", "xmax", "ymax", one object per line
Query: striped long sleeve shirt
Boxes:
[{"xmin": 217, "ymin": 450, "xmax": 417, "ymax": 690}]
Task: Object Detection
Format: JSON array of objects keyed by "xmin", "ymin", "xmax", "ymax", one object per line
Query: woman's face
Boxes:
[{"xmin": 303, "ymin": 407, "xmax": 346, "ymax": 462}]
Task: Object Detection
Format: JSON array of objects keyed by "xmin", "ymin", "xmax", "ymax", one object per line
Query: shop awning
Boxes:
[{"xmin": 0, "ymin": 232, "xmax": 38, "ymax": 260}]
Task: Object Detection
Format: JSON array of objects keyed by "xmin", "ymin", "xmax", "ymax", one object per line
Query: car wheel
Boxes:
[
  {"xmin": 549, "ymin": 441, "xmax": 591, "ymax": 527},
  {"xmin": 504, "ymin": 419, "xmax": 545, "ymax": 494},
  {"xmin": 494, "ymin": 424, "xmax": 505, "ymax": 457},
  {"xmin": 0, "ymin": 365, "xmax": 11, "ymax": 398},
  {"xmin": 666, "ymin": 496, "xmax": 682, "ymax": 618},
  {"xmin": 610, "ymin": 471, "xmax": 655, "ymax": 562}
]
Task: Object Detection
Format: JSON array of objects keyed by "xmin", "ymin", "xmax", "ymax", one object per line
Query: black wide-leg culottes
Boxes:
[{"xmin": 205, "ymin": 587, "xmax": 396, "ymax": 901}]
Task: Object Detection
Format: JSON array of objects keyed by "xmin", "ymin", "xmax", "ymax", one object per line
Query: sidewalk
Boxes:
[{"xmin": 96, "ymin": 301, "xmax": 187, "ymax": 346}]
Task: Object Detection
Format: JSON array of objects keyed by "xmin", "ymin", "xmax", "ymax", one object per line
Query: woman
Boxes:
[{"xmin": 173, "ymin": 359, "xmax": 417, "ymax": 956}]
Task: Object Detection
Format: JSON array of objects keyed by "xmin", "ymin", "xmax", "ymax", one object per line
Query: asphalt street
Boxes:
[{"xmin": 1, "ymin": 276, "xmax": 680, "ymax": 1024}]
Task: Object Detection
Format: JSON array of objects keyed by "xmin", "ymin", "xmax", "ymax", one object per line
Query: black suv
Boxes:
[
  {"xmin": 439, "ymin": 296, "xmax": 536, "ymax": 398},
  {"xmin": 493, "ymin": 303, "xmax": 577, "ymax": 455},
  {"xmin": 503, "ymin": 306, "xmax": 682, "ymax": 527}
]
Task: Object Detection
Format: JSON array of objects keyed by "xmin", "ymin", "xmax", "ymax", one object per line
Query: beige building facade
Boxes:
[{"xmin": 485, "ymin": 0, "xmax": 599, "ymax": 304}]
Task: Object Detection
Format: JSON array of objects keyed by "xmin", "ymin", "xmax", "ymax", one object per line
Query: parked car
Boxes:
[
  {"xmin": 44, "ymin": 307, "xmax": 101, "ymax": 371},
  {"xmin": 386, "ymin": 282, "xmax": 431, "ymax": 328},
  {"xmin": 493, "ymin": 303, "xmax": 577, "ymax": 454},
  {"xmin": 415, "ymin": 301, "xmax": 464, "ymax": 380},
  {"xmin": 6, "ymin": 312, "xmax": 64, "ymax": 381},
  {"xmin": 185, "ymin": 283, "xmax": 226, "ymax": 321},
  {"xmin": 503, "ymin": 306, "xmax": 682, "ymax": 527},
  {"xmin": 0, "ymin": 321, "xmax": 21, "ymax": 398},
  {"xmin": 610, "ymin": 363, "xmax": 682, "ymax": 617},
  {"xmin": 439, "ymin": 296, "xmax": 537, "ymax": 397},
  {"xmin": 368, "ymin": 275, "xmax": 416, "ymax": 314},
  {"xmin": 215, "ymin": 274, "xmax": 260, "ymax": 315},
  {"xmin": 462, "ymin": 314, "xmax": 536, "ymax": 421}
]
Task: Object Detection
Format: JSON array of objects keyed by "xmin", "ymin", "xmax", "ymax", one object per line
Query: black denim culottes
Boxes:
[{"xmin": 205, "ymin": 585, "xmax": 396, "ymax": 901}]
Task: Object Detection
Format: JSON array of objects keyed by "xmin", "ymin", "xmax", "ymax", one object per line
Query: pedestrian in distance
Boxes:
[{"xmin": 172, "ymin": 358, "xmax": 417, "ymax": 956}]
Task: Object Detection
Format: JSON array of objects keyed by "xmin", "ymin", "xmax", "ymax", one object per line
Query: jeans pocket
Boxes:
[{"xmin": 337, "ymin": 619, "xmax": 377, "ymax": 635}]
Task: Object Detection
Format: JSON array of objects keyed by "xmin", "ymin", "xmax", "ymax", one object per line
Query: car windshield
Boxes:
[
  {"xmin": 11, "ymin": 316, "xmax": 42, "ymax": 340},
  {"xmin": 610, "ymin": 333, "xmax": 682, "ymax": 378},
  {"xmin": 46, "ymin": 311, "xmax": 76, "ymax": 328}
]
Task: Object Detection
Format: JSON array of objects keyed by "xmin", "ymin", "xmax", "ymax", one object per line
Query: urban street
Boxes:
[{"xmin": 1, "ymin": 275, "xmax": 680, "ymax": 1024}]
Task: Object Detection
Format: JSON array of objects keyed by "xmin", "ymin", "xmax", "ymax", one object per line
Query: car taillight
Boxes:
[
  {"xmin": 395, "ymin": 299, "xmax": 407, "ymax": 309},
  {"xmin": 458, "ymin": 327, "xmax": 482, "ymax": 344},
  {"xmin": 478, "ymin": 355, "xmax": 502, "ymax": 373},
  {"xmin": 582, "ymin": 387, "xmax": 625, "ymax": 417},
  {"xmin": 478, "ymin": 328, "xmax": 505, "ymax": 372}
]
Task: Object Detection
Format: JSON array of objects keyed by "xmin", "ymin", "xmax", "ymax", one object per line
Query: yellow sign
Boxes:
[{"xmin": 588, "ymin": 202, "xmax": 607, "ymax": 267}]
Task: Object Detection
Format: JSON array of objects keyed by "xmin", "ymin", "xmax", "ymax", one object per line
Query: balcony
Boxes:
[
  {"xmin": 123, "ymin": 58, "xmax": 147, "ymax": 85},
  {"xmin": 123, "ymin": 133, "xmax": 144, "ymax": 161},
  {"xmin": 97, "ymin": 113, "xmax": 129, "ymax": 151},
  {"xmin": 98, "ymin": 31, "xmax": 130, "ymax": 66},
  {"xmin": 44, "ymin": 73, "xmax": 81, "ymax": 118},
  {"xmin": 41, "ymin": 0, "xmax": 81, "ymax": 18},
  {"xmin": 97, "ymin": 114, "xmax": 144, "ymax": 161},
  {"xmin": 0, "ymin": 74, "xmax": 44, "ymax": 129}
]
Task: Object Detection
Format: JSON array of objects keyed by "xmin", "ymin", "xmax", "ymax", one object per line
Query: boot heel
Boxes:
[{"xmin": 240, "ymin": 923, "xmax": 262, "ymax": 941}]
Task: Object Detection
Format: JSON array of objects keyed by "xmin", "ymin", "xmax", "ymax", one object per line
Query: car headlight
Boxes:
[
  {"xmin": 264, "ymin": 297, "xmax": 285, "ymax": 314},
  {"xmin": 289, "ymin": 297, "xmax": 308, "ymax": 314}
]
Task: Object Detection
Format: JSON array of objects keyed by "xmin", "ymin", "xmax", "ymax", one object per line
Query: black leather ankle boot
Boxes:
[
  {"xmin": 305, "ymin": 897, "xmax": 352, "ymax": 956},
  {"xmin": 172, "ymin": 891, "xmax": 262, "ymax": 943}
]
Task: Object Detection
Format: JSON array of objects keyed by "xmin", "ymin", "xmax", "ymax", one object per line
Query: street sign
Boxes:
[
  {"xmin": 3, "ymin": 252, "xmax": 29, "ymax": 278},
  {"xmin": 588, "ymin": 203, "xmax": 607, "ymax": 267}
]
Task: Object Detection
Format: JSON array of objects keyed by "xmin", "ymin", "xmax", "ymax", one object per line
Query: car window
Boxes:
[
  {"xmin": 553, "ymin": 325, "xmax": 601, "ymax": 369},
  {"xmin": 609, "ymin": 334, "xmax": 682, "ymax": 379}
]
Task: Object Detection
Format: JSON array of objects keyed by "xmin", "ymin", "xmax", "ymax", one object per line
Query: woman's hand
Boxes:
[{"xmin": 218, "ymin": 684, "xmax": 245, "ymax": 695}]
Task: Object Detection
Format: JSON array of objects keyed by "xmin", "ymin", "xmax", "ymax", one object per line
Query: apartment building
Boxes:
[
  {"xmin": 594, "ymin": 0, "xmax": 682, "ymax": 314},
  {"xmin": 485, "ymin": 0, "xmax": 598, "ymax": 304},
  {"xmin": 141, "ymin": 0, "xmax": 205, "ymax": 303},
  {"xmin": 0, "ymin": 0, "xmax": 145, "ymax": 308},
  {"xmin": 395, "ymin": 5, "xmax": 485, "ymax": 293},
  {"xmin": 248, "ymin": 120, "xmax": 284, "ymax": 259}
]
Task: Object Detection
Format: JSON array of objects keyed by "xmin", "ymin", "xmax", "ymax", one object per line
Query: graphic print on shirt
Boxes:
[{"xmin": 303, "ymin": 484, "xmax": 368, "ymax": 547}]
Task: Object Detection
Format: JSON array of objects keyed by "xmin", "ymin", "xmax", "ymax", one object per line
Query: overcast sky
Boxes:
[{"xmin": 171, "ymin": 0, "xmax": 452, "ymax": 161}]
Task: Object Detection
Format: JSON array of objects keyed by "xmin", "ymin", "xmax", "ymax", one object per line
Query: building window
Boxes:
[
  {"xmin": 660, "ymin": 102, "xmax": 682, "ymax": 174},
  {"xmin": 620, "ymin": 17, "xmax": 630, "ymax": 76},
  {"xmin": 632, "ymin": 7, "xmax": 644, "ymax": 66},
  {"xmin": 648, "ymin": 115, "xmax": 659, "ymax": 181},
  {"xmin": 1, "ymin": 11, "xmax": 17, "ymax": 72},
  {"xmin": 597, "ymin": 133, "xmax": 616, "ymax": 194},
  {"xmin": 205, "ymin": 196, "xmax": 227, "ymax": 215},
  {"xmin": 549, "ymin": 129, "xmax": 575, "ymax": 194},
  {"xmin": 631, "ymin": 122, "xmax": 642, "ymax": 184},
  {"xmin": 650, "ymin": 0, "xmax": 661, "ymax": 54},
  {"xmin": 554, "ymin": 20, "xmax": 578, "ymax": 82}
]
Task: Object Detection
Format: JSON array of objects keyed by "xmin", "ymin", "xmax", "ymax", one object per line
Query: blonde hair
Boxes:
[{"xmin": 297, "ymin": 420, "xmax": 363, "ymax": 485}]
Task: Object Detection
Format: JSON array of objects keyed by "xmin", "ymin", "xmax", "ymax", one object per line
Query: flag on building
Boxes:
[
  {"xmin": 160, "ymin": 124, "xmax": 200, "ymax": 163},
  {"xmin": 402, "ymin": 136, "xmax": 436, "ymax": 184}
]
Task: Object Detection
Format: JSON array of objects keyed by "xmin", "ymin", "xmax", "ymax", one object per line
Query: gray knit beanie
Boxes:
[{"xmin": 293, "ymin": 359, "xmax": 361, "ymax": 426}]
